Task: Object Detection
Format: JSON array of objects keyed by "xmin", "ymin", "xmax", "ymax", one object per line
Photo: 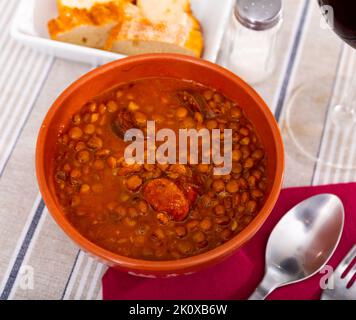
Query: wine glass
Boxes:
[
  {"xmin": 285, "ymin": 0, "xmax": 356, "ymax": 169},
  {"xmin": 318, "ymin": 0, "xmax": 356, "ymax": 125}
]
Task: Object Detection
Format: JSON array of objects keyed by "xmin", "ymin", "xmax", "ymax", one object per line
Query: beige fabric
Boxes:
[{"xmin": 0, "ymin": 0, "xmax": 355, "ymax": 300}]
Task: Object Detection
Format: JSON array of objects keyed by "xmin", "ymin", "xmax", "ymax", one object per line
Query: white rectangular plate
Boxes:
[{"xmin": 11, "ymin": 0, "xmax": 234, "ymax": 65}]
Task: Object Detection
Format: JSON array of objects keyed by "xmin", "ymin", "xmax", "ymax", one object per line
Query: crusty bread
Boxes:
[
  {"xmin": 48, "ymin": 0, "xmax": 127, "ymax": 49},
  {"xmin": 105, "ymin": 2, "xmax": 204, "ymax": 57}
]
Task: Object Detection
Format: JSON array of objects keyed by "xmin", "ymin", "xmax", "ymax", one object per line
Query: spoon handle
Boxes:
[{"xmin": 248, "ymin": 272, "xmax": 280, "ymax": 300}]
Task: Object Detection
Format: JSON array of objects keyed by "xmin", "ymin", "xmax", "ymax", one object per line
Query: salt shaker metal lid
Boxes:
[{"xmin": 234, "ymin": 0, "xmax": 283, "ymax": 31}]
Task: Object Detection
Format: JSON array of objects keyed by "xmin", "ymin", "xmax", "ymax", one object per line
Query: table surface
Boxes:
[{"xmin": 0, "ymin": 0, "xmax": 355, "ymax": 300}]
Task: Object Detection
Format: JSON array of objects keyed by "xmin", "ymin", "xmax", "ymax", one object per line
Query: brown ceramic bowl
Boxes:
[{"xmin": 36, "ymin": 54, "xmax": 284, "ymax": 277}]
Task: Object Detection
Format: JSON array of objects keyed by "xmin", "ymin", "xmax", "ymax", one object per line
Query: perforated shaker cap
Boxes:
[{"xmin": 234, "ymin": 0, "xmax": 283, "ymax": 31}]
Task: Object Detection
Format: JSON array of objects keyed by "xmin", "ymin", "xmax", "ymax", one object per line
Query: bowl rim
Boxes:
[{"xmin": 36, "ymin": 53, "xmax": 284, "ymax": 273}]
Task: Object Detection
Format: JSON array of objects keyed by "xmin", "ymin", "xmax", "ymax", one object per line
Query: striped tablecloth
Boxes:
[{"xmin": 0, "ymin": 0, "xmax": 355, "ymax": 300}]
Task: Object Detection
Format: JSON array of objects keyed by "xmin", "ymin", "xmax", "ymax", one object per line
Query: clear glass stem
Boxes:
[{"xmin": 332, "ymin": 43, "xmax": 356, "ymax": 127}]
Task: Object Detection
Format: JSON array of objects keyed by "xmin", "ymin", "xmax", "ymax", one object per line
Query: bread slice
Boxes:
[
  {"xmin": 105, "ymin": 3, "xmax": 204, "ymax": 57},
  {"xmin": 137, "ymin": 0, "xmax": 191, "ymax": 24},
  {"xmin": 48, "ymin": 0, "xmax": 127, "ymax": 49}
]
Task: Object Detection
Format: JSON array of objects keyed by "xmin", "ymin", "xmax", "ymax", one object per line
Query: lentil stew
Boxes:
[{"xmin": 53, "ymin": 78, "xmax": 268, "ymax": 261}]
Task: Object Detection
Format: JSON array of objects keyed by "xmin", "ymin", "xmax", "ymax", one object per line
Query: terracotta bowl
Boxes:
[{"xmin": 36, "ymin": 54, "xmax": 284, "ymax": 277}]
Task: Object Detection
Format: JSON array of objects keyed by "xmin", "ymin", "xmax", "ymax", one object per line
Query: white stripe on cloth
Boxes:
[
  {"xmin": 86, "ymin": 263, "xmax": 106, "ymax": 300},
  {"xmin": 0, "ymin": 0, "xmax": 54, "ymax": 176},
  {"xmin": 0, "ymin": 1, "xmax": 17, "ymax": 47},
  {"xmin": 96, "ymin": 287, "xmax": 103, "ymax": 300},
  {"xmin": 62, "ymin": 251, "xmax": 85, "ymax": 300},
  {"xmin": 0, "ymin": 54, "xmax": 54, "ymax": 174},
  {"xmin": 74, "ymin": 257, "xmax": 94, "ymax": 300},
  {"xmin": 62, "ymin": 252, "xmax": 106, "ymax": 300}
]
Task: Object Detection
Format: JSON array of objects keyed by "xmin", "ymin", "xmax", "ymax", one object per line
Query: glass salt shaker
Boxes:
[{"xmin": 219, "ymin": 0, "xmax": 283, "ymax": 85}]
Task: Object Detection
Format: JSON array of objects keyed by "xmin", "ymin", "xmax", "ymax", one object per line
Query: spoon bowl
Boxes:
[{"xmin": 249, "ymin": 194, "xmax": 344, "ymax": 300}]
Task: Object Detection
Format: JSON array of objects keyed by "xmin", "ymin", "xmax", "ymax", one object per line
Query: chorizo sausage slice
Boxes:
[
  {"xmin": 144, "ymin": 178, "xmax": 190, "ymax": 222},
  {"xmin": 177, "ymin": 90, "xmax": 216, "ymax": 120},
  {"xmin": 177, "ymin": 180, "xmax": 199, "ymax": 205},
  {"xmin": 112, "ymin": 109, "xmax": 136, "ymax": 138}
]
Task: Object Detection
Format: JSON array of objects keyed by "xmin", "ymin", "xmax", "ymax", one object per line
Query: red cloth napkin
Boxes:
[{"xmin": 102, "ymin": 183, "xmax": 356, "ymax": 300}]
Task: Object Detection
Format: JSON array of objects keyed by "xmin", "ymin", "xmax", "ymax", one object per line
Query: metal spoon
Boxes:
[{"xmin": 249, "ymin": 194, "xmax": 344, "ymax": 300}]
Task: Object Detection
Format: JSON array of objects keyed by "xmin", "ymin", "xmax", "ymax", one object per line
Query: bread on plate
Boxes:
[
  {"xmin": 48, "ymin": 0, "xmax": 204, "ymax": 57},
  {"xmin": 105, "ymin": 1, "xmax": 204, "ymax": 57},
  {"xmin": 48, "ymin": 0, "xmax": 129, "ymax": 49}
]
